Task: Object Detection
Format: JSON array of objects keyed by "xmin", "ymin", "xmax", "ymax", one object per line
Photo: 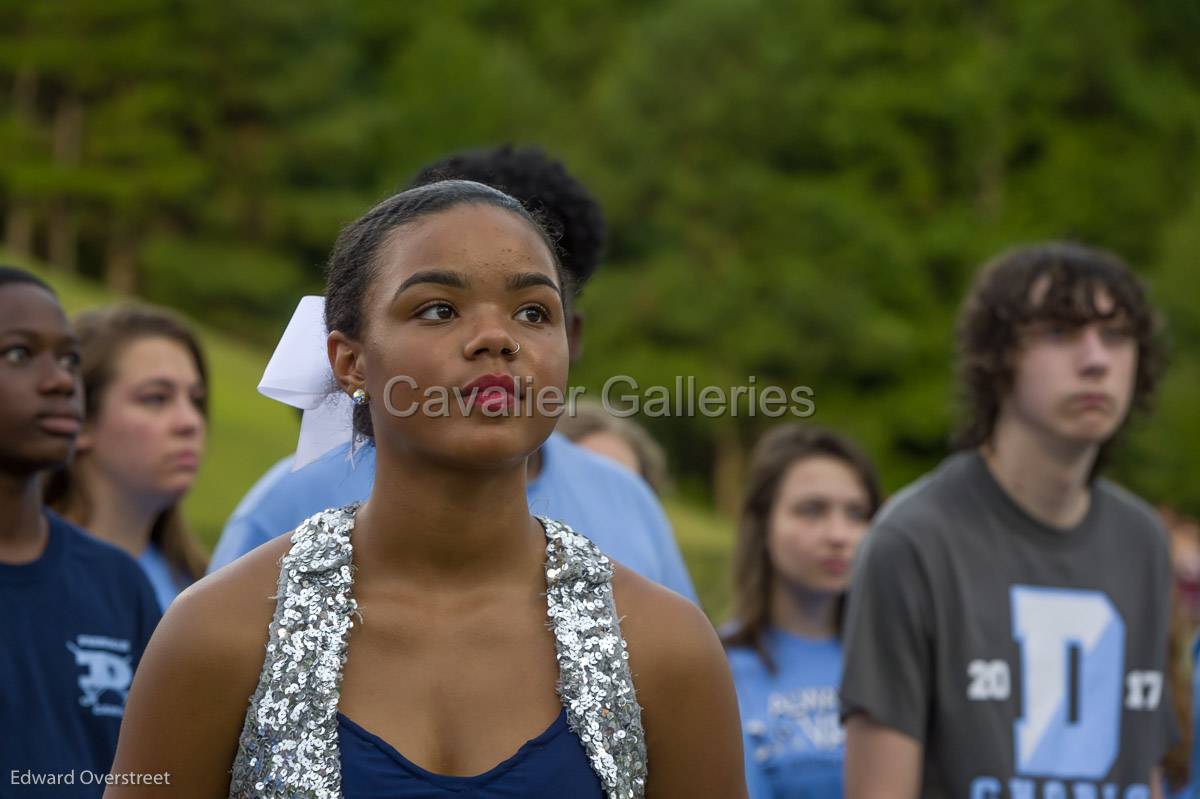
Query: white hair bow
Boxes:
[{"xmin": 257, "ymin": 296, "xmax": 357, "ymax": 470}]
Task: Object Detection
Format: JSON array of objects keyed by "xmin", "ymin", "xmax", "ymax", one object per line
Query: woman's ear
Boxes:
[{"xmin": 328, "ymin": 330, "xmax": 366, "ymax": 395}]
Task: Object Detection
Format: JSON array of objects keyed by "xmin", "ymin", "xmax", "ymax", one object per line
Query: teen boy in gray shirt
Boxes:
[{"xmin": 841, "ymin": 243, "xmax": 1176, "ymax": 798}]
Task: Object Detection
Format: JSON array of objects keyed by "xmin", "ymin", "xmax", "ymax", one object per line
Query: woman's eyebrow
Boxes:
[
  {"xmin": 392, "ymin": 269, "xmax": 469, "ymax": 301},
  {"xmin": 131, "ymin": 377, "xmax": 181, "ymax": 392},
  {"xmin": 507, "ymin": 272, "xmax": 562, "ymax": 297},
  {"xmin": 0, "ymin": 328, "xmax": 79, "ymax": 347}
]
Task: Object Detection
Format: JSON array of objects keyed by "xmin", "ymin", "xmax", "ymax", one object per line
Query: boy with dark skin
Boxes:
[
  {"xmin": 0, "ymin": 276, "xmax": 81, "ymax": 563},
  {"xmin": 0, "ymin": 268, "xmax": 160, "ymax": 795}
]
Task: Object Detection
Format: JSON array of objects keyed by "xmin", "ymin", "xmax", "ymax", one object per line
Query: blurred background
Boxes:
[{"xmin": 2, "ymin": 0, "xmax": 1198, "ymax": 616}]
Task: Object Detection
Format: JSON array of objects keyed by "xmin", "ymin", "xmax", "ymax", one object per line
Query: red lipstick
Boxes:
[{"xmin": 461, "ymin": 373, "xmax": 517, "ymax": 413}]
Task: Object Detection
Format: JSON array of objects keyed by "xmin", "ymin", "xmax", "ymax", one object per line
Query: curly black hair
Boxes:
[
  {"xmin": 408, "ymin": 145, "xmax": 606, "ymax": 292},
  {"xmin": 0, "ymin": 265, "xmax": 55, "ymax": 294}
]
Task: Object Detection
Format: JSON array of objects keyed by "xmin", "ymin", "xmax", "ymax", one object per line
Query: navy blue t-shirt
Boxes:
[{"xmin": 1, "ymin": 511, "xmax": 161, "ymax": 797}]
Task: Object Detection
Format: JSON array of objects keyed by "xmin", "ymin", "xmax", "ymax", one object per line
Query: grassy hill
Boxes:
[{"xmin": 7, "ymin": 257, "xmax": 737, "ymax": 618}]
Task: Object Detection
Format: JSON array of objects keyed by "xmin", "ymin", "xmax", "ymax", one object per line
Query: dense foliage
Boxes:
[{"xmin": 3, "ymin": 0, "xmax": 1198, "ymax": 511}]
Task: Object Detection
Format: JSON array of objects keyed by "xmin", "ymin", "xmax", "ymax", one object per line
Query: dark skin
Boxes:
[
  {"xmin": 503, "ymin": 260, "xmax": 582, "ymax": 480},
  {"xmin": 0, "ymin": 283, "xmax": 83, "ymax": 565},
  {"xmin": 107, "ymin": 204, "xmax": 747, "ymax": 797}
]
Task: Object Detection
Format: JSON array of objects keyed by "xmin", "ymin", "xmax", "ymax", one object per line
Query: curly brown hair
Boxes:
[{"xmin": 954, "ymin": 241, "xmax": 1167, "ymax": 473}]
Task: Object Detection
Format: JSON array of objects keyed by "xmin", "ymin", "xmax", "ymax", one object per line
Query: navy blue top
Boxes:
[
  {"xmin": 338, "ymin": 708, "xmax": 604, "ymax": 798},
  {"xmin": 0, "ymin": 511, "xmax": 161, "ymax": 796}
]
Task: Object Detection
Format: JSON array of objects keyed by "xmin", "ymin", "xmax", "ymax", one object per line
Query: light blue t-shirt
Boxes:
[
  {"xmin": 136, "ymin": 542, "xmax": 189, "ymax": 611},
  {"xmin": 227, "ymin": 452, "xmax": 296, "ymax": 521},
  {"xmin": 208, "ymin": 433, "xmax": 697, "ymax": 602},
  {"xmin": 727, "ymin": 628, "xmax": 845, "ymax": 799}
]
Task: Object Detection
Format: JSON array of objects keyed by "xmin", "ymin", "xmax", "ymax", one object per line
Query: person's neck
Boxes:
[
  {"xmin": 75, "ymin": 466, "xmax": 162, "ymax": 559},
  {"xmin": 0, "ymin": 467, "xmax": 50, "ymax": 564},
  {"xmin": 355, "ymin": 447, "xmax": 544, "ymax": 589},
  {"xmin": 769, "ymin": 580, "xmax": 839, "ymax": 641},
  {"xmin": 526, "ymin": 446, "xmax": 543, "ymax": 482},
  {"xmin": 981, "ymin": 415, "xmax": 1098, "ymax": 530}
]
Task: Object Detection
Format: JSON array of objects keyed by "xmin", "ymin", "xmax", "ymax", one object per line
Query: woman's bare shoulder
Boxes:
[
  {"xmin": 176, "ymin": 535, "xmax": 290, "ymax": 644},
  {"xmin": 609, "ymin": 563, "xmax": 748, "ymax": 797},
  {"xmin": 106, "ymin": 535, "xmax": 295, "ymax": 796},
  {"xmin": 147, "ymin": 533, "xmax": 293, "ymax": 691},
  {"xmin": 610, "ymin": 563, "xmax": 724, "ymax": 687}
]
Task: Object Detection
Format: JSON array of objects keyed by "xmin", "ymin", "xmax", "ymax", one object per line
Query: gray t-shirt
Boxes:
[{"xmin": 840, "ymin": 451, "xmax": 1177, "ymax": 797}]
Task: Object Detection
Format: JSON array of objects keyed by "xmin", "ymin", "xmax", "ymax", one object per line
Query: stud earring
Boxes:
[{"xmin": 351, "ymin": 387, "xmax": 369, "ymax": 406}]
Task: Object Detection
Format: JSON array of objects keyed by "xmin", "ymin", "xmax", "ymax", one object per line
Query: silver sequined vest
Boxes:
[{"xmin": 228, "ymin": 504, "xmax": 647, "ymax": 799}]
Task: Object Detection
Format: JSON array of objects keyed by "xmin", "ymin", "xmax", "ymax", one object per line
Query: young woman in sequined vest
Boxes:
[{"xmin": 107, "ymin": 180, "xmax": 747, "ymax": 799}]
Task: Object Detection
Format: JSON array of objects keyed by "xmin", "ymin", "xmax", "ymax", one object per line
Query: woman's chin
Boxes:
[
  {"xmin": 454, "ymin": 438, "xmax": 541, "ymax": 470},
  {"xmin": 150, "ymin": 478, "xmax": 196, "ymax": 505},
  {"xmin": 425, "ymin": 429, "xmax": 552, "ymax": 472}
]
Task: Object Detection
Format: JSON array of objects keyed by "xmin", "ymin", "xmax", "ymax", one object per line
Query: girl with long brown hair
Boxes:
[
  {"xmin": 723, "ymin": 424, "xmax": 881, "ymax": 798},
  {"xmin": 46, "ymin": 303, "xmax": 209, "ymax": 609}
]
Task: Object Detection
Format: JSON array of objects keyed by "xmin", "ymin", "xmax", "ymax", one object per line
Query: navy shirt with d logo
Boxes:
[{"xmin": 1, "ymin": 511, "xmax": 160, "ymax": 796}]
